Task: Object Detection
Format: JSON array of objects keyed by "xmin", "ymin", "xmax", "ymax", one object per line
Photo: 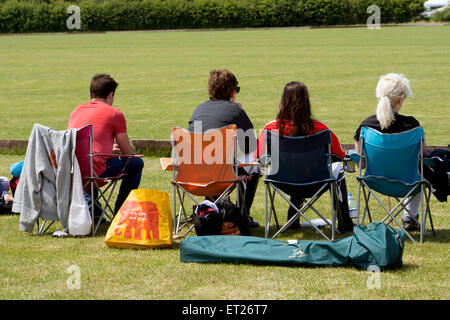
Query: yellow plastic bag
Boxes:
[{"xmin": 105, "ymin": 189, "xmax": 173, "ymax": 249}]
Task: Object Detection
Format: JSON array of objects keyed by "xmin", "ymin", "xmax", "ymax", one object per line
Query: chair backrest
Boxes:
[
  {"xmin": 75, "ymin": 124, "xmax": 94, "ymax": 179},
  {"xmin": 171, "ymin": 124, "xmax": 238, "ymax": 184},
  {"xmin": 265, "ymin": 129, "xmax": 332, "ymax": 185},
  {"xmin": 360, "ymin": 126, "xmax": 423, "ymax": 184}
]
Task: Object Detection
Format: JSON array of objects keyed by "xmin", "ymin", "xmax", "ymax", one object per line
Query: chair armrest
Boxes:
[
  {"xmin": 91, "ymin": 153, "xmax": 143, "ymax": 158},
  {"xmin": 345, "ymin": 150, "xmax": 361, "ymax": 164},
  {"xmin": 160, "ymin": 157, "xmax": 178, "ymax": 171},
  {"xmin": 325, "ymin": 153, "xmax": 345, "ymax": 163},
  {"xmin": 423, "ymin": 157, "xmax": 437, "ymax": 167},
  {"xmin": 237, "ymin": 161, "xmax": 261, "ymax": 168}
]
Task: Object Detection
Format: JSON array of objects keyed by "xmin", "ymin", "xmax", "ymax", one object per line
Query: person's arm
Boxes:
[
  {"xmin": 115, "ymin": 132, "xmax": 136, "ymax": 155},
  {"xmin": 236, "ymin": 109, "xmax": 257, "ymax": 154},
  {"xmin": 354, "ymin": 139, "xmax": 367, "ymax": 169},
  {"xmin": 3, "ymin": 193, "xmax": 13, "ymax": 204},
  {"xmin": 0, "ymin": 181, "xmax": 13, "ymax": 204},
  {"xmin": 329, "ymin": 130, "xmax": 345, "ymax": 159},
  {"xmin": 422, "ymin": 132, "xmax": 428, "ymax": 157}
]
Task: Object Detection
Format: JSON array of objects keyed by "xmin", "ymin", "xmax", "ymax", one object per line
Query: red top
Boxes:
[
  {"xmin": 255, "ymin": 119, "xmax": 345, "ymax": 159},
  {"xmin": 68, "ymin": 101, "xmax": 127, "ymax": 175}
]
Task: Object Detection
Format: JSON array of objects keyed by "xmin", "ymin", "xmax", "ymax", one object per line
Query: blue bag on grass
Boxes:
[{"xmin": 180, "ymin": 222, "xmax": 404, "ymax": 270}]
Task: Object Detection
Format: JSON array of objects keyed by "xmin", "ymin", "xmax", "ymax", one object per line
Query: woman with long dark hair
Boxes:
[{"xmin": 255, "ymin": 81, "xmax": 348, "ymax": 230}]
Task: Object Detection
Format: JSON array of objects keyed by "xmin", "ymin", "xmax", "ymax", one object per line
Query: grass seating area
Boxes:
[{"xmin": 0, "ymin": 26, "xmax": 448, "ymax": 300}]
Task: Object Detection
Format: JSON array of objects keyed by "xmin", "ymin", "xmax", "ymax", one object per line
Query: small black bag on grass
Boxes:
[
  {"xmin": 193, "ymin": 201, "xmax": 223, "ymax": 236},
  {"xmin": 0, "ymin": 199, "xmax": 12, "ymax": 214},
  {"xmin": 193, "ymin": 198, "xmax": 251, "ymax": 236}
]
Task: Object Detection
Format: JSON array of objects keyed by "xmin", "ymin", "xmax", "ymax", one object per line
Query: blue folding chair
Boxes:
[
  {"xmin": 348, "ymin": 126, "xmax": 434, "ymax": 243},
  {"xmin": 263, "ymin": 130, "xmax": 345, "ymax": 241}
]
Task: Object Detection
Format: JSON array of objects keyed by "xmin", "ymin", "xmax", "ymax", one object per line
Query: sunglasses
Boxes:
[{"xmin": 236, "ymin": 86, "xmax": 240, "ymax": 94}]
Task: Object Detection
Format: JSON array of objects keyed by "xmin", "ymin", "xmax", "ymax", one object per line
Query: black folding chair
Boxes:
[{"xmin": 263, "ymin": 130, "xmax": 345, "ymax": 241}]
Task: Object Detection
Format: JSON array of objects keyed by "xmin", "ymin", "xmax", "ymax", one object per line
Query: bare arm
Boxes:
[
  {"xmin": 3, "ymin": 193, "xmax": 13, "ymax": 204},
  {"xmin": 115, "ymin": 132, "xmax": 135, "ymax": 155},
  {"xmin": 354, "ymin": 140, "xmax": 366, "ymax": 169},
  {"xmin": 422, "ymin": 134, "xmax": 428, "ymax": 157}
]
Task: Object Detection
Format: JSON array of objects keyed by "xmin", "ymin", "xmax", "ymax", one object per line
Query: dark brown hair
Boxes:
[
  {"xmin": 90, "ymin": 74, "xmax": 118, "ymax": 99},
  {"xmin": 208, "ymin": 69, "xmax": 238, "ymax": 101},
  {"xmin": 276, "ymin": 81, "xmax": 314, "ymax": 137}
]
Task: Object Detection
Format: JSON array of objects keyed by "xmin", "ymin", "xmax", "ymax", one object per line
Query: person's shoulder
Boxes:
[
  {"xmin": 73, "ymin": 101, "xmax": 91, "ymax": 110},
  {"xmin": 360, "ymin": 114, "xmax": 378, "ymax": 125},
  {"xmin": 313, "ymin": 119, "xmax": 330, "ymax": 130},
  {"xmin": 263, "ymin": 120, "xmax": 278, "ymax": 131},
  {"xmin": 397, "ymin": 114, "xmax": 420, "ymax": 126},
  {"xmin": 195, "ymin": 100, "xmax": 211, "ymax": 108},
  {"xmin": 100, "ymin": 102, "xmax": 124, "ymax": 116},
  {"xmin": 218, "ymin": 99, "xmax": 243, "ymax": 112}
]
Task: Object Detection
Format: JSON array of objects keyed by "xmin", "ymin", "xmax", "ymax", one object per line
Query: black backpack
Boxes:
[
  {"xmin": 193, "ymin": 198, "xmax": 251, "ymax": 236},
  {"xmin": 193, "ymin": 202, "xmax": 223, "ymax": 236},
  {"xmin": 216, "ymin": 198, "xmax": 251, "ymax": 236}
]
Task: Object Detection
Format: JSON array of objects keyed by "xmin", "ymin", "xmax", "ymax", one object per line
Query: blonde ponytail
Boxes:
[
  {"xmin": 376, "ymin": 96, "xmax": 395, "ymax": 130},
  {"xmin": 375, "ymin": 73, "xmax": 413, "ymax": 130}
]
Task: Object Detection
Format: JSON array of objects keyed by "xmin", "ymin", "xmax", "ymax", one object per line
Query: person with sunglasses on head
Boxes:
[{"xmin": 189, "ymin": 69, "xmax": 260, "ymax": 227}]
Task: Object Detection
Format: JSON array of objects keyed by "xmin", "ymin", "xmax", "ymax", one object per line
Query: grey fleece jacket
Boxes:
[{"xmin": 13, "ymin": 124, "xmax": 84, "ymax": 233}]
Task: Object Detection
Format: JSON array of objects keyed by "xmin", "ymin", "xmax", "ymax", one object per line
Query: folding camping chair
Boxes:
[
  {"xmin": 263, "ymin": 129, "xmax": 345, "ymax": 241},
  {"xmin": 75, "ymin": 124, "xmax": 143, "ymax": 236},
  {"xmin": 170, "ymin": 125, "xmax": 250, "ymax": 237},
  {"xmin": 348, "ymin": 126, "xmax": 434, "ymax": 243}
]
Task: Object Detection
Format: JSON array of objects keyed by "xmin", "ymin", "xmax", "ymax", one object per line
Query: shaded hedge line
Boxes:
[{"xmin": 0, "ymin": 0, "xmax": 426, "ymax": 33}]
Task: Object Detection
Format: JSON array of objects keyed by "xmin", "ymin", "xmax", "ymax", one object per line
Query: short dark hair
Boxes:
[
  {"xmin": 208, "ymin": 69, "xmax": 238, "ymax": 101},
  {"xmin": 90, "ymin": 74, "xmax": 118, "ymax": 99}
]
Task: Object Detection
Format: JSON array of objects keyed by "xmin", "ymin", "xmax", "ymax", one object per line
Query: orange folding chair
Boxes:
[
  {"xmin": 75, "ymin": 125, "xmax": 143, "ymax": 236},
  {"xmin": 170, "ymin": 125, "xmax": 250, "ymax": 237}
]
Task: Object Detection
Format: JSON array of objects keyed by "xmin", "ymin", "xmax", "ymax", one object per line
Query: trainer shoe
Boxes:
[{"xmin": 403, "ymin": 219, "xmax": 420, "ymax": 231}]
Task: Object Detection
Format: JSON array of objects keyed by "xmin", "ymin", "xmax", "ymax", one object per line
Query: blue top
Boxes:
[{"xmin": 0, "ymin": 181, "xmax": 8, "ymax": 199}]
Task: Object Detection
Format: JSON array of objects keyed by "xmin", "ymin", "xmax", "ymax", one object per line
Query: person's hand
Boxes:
[
  {"xmin": 3, "ymin": 194, "xmax": 13, "ymax": 204},
  {"xmin": 113, "ymin": 143, "xmax": 122, "ymax": 154}
]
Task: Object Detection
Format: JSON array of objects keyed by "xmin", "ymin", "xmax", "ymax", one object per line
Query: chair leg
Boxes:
[
  {"xmin": 264, "ymin": 183, "xmax": 270, "ymax": 238},
  {"xmin": 265, "ymin": 183, "xmax": 278, "ymax": 238},
  {"xmin": 91, "ymin": 183, "xmax": 95, "ymax": 236},
  {"xmin": 270, "ymin": 184, "xmax": 330, "ymax": 241},
  {"xmin": 361, "ymin": 186, "xmax": 372, "ymax": 225},
  {"xmin": 269, "ymin": 189, "xmax": 279, "ymax": 229},
  {"xmin": 173, "ymin": 185, "xmax": 199, "ymax": 237},
  {"xmin": 365, "ymin": 186, "xmax": 417, "ymax": 243},
  {"xmin": 330, "ymin": 182, "xmax": 336, "ymax": 241},
  {"xmin": 420, "ymin": 184, "xmax": 425, "ymax": 244},
  {"xmin": 173, "ymin": 184, "xmax": 177, "ymax": 232},
  {"xmin": 426, "ymin": 188, "xmax": 435, "ymax": 236}
]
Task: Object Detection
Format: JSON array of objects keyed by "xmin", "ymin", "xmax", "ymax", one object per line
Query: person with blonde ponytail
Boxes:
[{"xmin": 353, "ymin": 73, "xmax": 428, "ymax": 231}]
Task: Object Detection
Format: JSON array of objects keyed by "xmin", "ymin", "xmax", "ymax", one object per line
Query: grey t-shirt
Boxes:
[{"xmin": 189, "ymin": 99, "xmax": 257, "ymax": 154}]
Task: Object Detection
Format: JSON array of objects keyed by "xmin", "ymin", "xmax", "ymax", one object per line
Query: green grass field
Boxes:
[
  {"xmin": 0, "ymin": 26, "xmax": 449, "ymax": 144},
  {"xmin": 0, "ymin": 26, "xmax": 449, "ymax": 300}
]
